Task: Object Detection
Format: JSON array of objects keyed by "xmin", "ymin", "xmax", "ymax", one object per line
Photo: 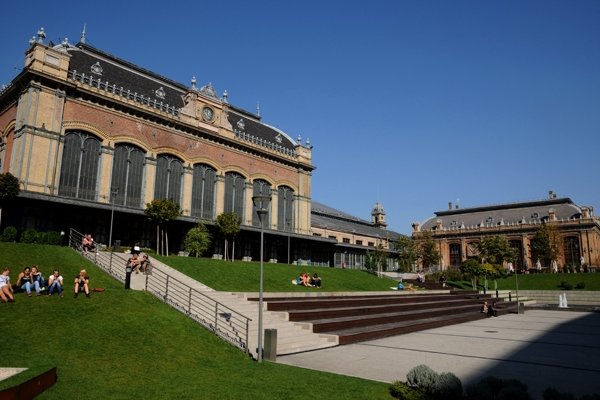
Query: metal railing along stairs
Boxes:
[{"xmin": 68, "ymin": 228, "xmax": 252, "ymax": 356}]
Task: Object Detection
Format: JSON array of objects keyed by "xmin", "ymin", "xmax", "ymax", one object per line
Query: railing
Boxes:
[
  {"xmin": 68, "ymin": 228, "xmax": 252, "ymax": 355},
  {"xmin": 144, "ymin": 267, "xmax": 250, "ymax": 353}
]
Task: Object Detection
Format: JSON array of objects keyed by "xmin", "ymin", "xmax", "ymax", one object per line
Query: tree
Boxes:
[
  {"xmin": 415, "ymin": 231, "xmax": 441, "ymax": 270},
  {"xmin": 393, "ymin": 236, "xmax": 417, "ymax": 272},
  {"xmin": 144, "ymin": 199, "xmax": 181, "ymax": 256},
  {"xmin": 184, "ymin": 223, "xmax": 212, "ymax": 257},
  {"xmin": 0, "ymin": 172, "xmax": 20, "ymax": 229},
  {"xmin": 531, "ymin": 224, "xmax": 561, "ymax": 268},
  {"xmin": 460, "ymin": 258, "xmax": 485, "ymax": 290},
  {"xmin": 477, "ymin": 236, "xmax": 517, "ymax": 265},
  {"xmin": 216, "ymin": 212, "xmax": 241, "ymax": 261},
  {"xmin": 365, "ymin": 243, "xmax": 387, "ymax": 276}
]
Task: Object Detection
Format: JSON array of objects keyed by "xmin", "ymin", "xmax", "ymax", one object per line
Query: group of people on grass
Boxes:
[
  {"xmin": 0, "ymin": 266, "xmax": 90, "ymax": 302},
  {"xmin": 291, "ymin": 272, "xmax": 322, "ymax": 288}
]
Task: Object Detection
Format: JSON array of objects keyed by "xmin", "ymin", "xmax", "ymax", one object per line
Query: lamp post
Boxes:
[
  {"xmin": 108, "ymin": 187, "xmax": 118, "ymax": 273},
  {"xmin": 287, "ymin": 218, "xmax": 291, "ymax": 265},
  {"xmin": 252, "ymin": 194, "xmax": 271, "ymax": 362}
]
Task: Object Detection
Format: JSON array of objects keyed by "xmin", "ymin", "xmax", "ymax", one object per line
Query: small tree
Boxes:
[
  {"xmin": 184, "ymin": 223, "xmax": 212, "ymax": 257},
  {"xmin": 216, "ymin": 212, "xmax": 241, "ymax": 261},
  {"xmin": 415, "ymin": 231, "xmax": 441, "ymax": 271},
  {"xmin": 460, "ymin": 259, "xmax": 485, "ymax": 290},
  {"xmin": 477, "ymin": 236, "xmax": 517, "ymax": 265},
  {"xmin": 0, "ymin": 172, "xmax": 20, "ymax": 229},
  {"xmin": 144, "ymin": 199, "xmax": 181, "ymax": 256},
  {"xmin": 365, "ymin": 244, "xmax": 387, "ymax": 276},
  {"xmin": 394, "ymin": 236, "xmax": 417, "ymax": 272},
  {"xmin": 531, "ymin": 224, "xmax": 561, "ymax": 268}
]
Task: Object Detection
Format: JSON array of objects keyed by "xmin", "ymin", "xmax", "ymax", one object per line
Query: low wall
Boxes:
[{"xmin": 518, "ymin": 290, "xmax": 600, "ymax": 306}]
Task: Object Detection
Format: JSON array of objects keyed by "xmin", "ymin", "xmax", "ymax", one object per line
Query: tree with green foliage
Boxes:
[
  {"xmin": 365, "ymin": 243, "xmax": 387, "ymax": 276},
  {"xmin": 144, "ymin": 199, "xmax": 181, "ymax": 256},
  {"xmin": 184, "ymin": 223, "xmax": 212, "ymax": 257},
  {"xmin": 460, "ymin": 258, "xmax": 486, "ymax": 290},
  {"xmin": 0, "ymin": 172, "xmax": 20, "ymax": 229},
  {"xmin": 415, "ymin": 231, "xmax": 441, "ymax": 270},
  {"xmin": 216, "ymin": 212, "xmax": 241, "ymax": 261},
  {"xmin": 477, "ymin": 236, "xmax": 517, "ymax": 265},
  {"xmin": 393, "ymin": 236, "xmax": 417, "ymax": 272},
  {"xmin": 531, "ymin": 223, "xmax": 561, "ymax": 268}
]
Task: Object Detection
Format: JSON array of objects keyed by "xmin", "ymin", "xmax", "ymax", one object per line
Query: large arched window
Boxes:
[
  {"xmin": 58, "ymin": 131, "xmax": 101, "ymax": 200},
  {"xmin": 154, "ymin": 154, "xmax": 183, "ymax": 205},
  {"xmin": 563, "ymin": 236, "xmax": 581, "ymax": 267},
  {"xmin": 252, "ymin": 179, "xmax": 272, "ymax": 227},
  {"xmin": 111, "ymin": 144, "xmax": 145, "ymax": 207},
  {"xmin": 224, "ymin": 172, "xmax": 246, "ymax": 219},
  {"xmin": 277, "ymin": 185, "xmax": 294, "ymax": 231},
  {"xmin": 449, "ymin": 243, "xmax": 462, "ymax": 267},
  {"xmin": 191, "ymin": 164, "xmax": 216, "ymax": 220}
]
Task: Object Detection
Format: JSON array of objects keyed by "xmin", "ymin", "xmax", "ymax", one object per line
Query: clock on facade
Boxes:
[{"xmin": 201, "ymin": 106, "xmax": 214, "ymax": 122}]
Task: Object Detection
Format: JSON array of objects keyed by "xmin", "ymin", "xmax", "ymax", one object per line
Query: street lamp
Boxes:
[
  {"xmin": 252, "ymin": 194, "xmax": 271, "ymax": 362},
  {"xmin": 287, "ymin": 218, "xmax": 291, "ymax": 265},
  {"xmin": 108, "ymin": 187, "xmax": 118, "ymax": 273}
]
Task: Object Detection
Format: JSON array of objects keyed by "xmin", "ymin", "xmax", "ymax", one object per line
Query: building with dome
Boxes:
[
  {"xmin": 413, "ymin": 191, "xmax": 600, "ymax": 270},
  {"xmin": 0, "ymin": 28, "xmax": 402, "ymax": 267}
]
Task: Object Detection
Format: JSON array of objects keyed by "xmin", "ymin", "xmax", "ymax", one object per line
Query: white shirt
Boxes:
[
  {"xmin": 0, "ymin": 274, "xmax": 10, "ymax": 288},
  {"xmin": 49, "ymin": 274, "xmax": 63, "ymax": 286}
]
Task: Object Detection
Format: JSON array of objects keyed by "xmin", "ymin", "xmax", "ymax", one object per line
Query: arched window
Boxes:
[
  {"xmin": 563, "ymin": 236, "xmax": 581, "ymax": 267},
  {"xmin": 154, "ymin": 155, "xmax": 183, "ymax": 205},
  {"xmin": 277, "ymin": 186, "xmax": 294, "ymax": 231},
  {"xmin": 58, "ymin": 131, "xmax": 101, "ymax": 200},
  {"xmin": 252, "ymin": 179, "xmax": 272, "ymax": 227},
  {"xmin": 224, "ymin": 172, "xmax": 245, "ymax": 219},
  {"xmin": 1, "ymin": 128, "xmax": 15, "ymax": 174},
  {"xmin": 449, "ymin": 243, "xmax": 462, "ymax": 267},
  {"xmin": 191, "ymin": 164, "xmax": 216, "ymax": 220},
  {"xmin": 111, "ymin": 144, "xmax": 145, "ymax": 207}
]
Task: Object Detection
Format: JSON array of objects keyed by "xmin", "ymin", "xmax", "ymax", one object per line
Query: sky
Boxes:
[{"xmin": 1, "ymin": 1, "xmax": 599, "ymax": 234}]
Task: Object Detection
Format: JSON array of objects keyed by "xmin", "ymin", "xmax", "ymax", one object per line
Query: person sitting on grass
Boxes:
[
  {"xmin": 311, "ymin": 273, "xmax": 322, "ymax": 288},
  {"xmin": 0, "ymin": 268, "xmax": 15, "ymax": 303},
  {"xmin": 17, "ymin": 266, "xmax": 39, "ymax": 297},
  {"xmin": 74, "ymin": 269, "xmax": 90, "ymax": 298},
  {"xmin": 31, "ymin": 266, "xmax": 45, "ymax": 293},
  {"xmin": 301, "ymin": 272, "xmax": 312, "ymax": 287},
  {"xmin": 47, "ymin": 269, "xmax": 64, "ymax": 297}
]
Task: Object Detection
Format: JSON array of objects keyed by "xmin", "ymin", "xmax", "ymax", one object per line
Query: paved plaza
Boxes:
[{"xmin": 278, "ymin": 310, "xmax": 600, "ymax": 399}]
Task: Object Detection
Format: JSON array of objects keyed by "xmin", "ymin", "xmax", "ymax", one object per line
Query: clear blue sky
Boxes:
[{"xmin": 2, "ymin": 1, "xmax": 599, "ymax": 234}]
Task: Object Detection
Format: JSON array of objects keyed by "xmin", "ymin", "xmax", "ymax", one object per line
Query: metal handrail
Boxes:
[{"xmin": 68, "ymin": 228, "xmax": 251, "ymax": 354}]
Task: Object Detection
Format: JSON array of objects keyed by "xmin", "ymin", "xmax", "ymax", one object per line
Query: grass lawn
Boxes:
[
  {"xmin": 1, "ymin": 244, "xmax": 392, "ymax": 399},
  {"xmin": 450, "ymin": 272, "xmax": 600, "ymax": 291},
  {"xmin": 153, "ymin": 254, "xmax": 400, "ymax": 292}
]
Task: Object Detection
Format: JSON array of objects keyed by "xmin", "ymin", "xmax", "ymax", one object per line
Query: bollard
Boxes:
[
  {"xmin": 509, "ymin": 292, "xmax": 512, "ymax": 302},
  {"xmin": 264, "ymin": 329, "xmax": 277, "ymax": 361},
  {"xmin": 125, "ymin": 265, "xmax": 132, "ymax": 289},
  {"xmin": 519, "ymin": 302, "xmax": 525, "ymax": 314},
  {"xmin": 114, "ymin": 239, "xmax": 121, "ymax": 252}
]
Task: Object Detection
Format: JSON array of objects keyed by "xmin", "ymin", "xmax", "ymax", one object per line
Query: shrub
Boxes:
[
  {"xmin": 389, "ymin": 381, "xmax": 426, "ymax": 400},
  {"xmin": 407, "ymin": 364, "xmax": 439, "ymax": 392},
  {"xmin": 1, "ymin": 226, "xmax": 17, "ymax": 242},
  {"xmin": 432, "ymin": 372, "xmax": 463, "ymax": 400},
  {"xmin": 575, "ymin": 282, "xmax": 586, "ymax": 290},
  {"xmin": 466, "ymin": 376, "xmax": 532, "ymax": 400},
  {"xmin": 20, "ymin": 229, "xmax": 39, "ymax": 243},
  {"xmin": 44, "ymin": 231, "xmax": 62, "ymax": 245},
  {"xmin": 559, "ymin": 281, "xmax": 573, "ymax": 290},
  {"xmin": 543, "ymin": 388, "xmax": 576, "ymax": 400}
]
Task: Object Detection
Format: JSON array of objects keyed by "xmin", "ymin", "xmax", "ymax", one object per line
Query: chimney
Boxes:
[{"xmin": 448, "ymin": 202, "xmax": 452, "ymax": 210}]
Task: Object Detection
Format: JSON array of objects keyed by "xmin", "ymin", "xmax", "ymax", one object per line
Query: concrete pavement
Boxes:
[{"xmin": 278, "ymin": 310, "xmax": 600, "ymax": 400}]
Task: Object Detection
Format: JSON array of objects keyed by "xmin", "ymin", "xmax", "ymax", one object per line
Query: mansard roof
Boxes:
[
  {"xmin": 312, "ymin": 201, "xmax": 403, "ymax": 240},
  {"xmin": 421, "ymin": 197, "xmax": 586, "ymax": 230},
  {"xmin": 63, "ymin": 43, "xmax": 297, "ymax": 151}
]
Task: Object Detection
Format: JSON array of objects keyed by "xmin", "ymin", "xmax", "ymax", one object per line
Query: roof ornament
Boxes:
[
  {"xmin": 199, "ymin": 82, "xmax": 218, "ymax": 98},
  {"xmin": 155, "ymin": 87, "xmax": 166, "ymax": 99},
  {"xmin": 29, "ymin": 36, "xmax": 36, "ymax": 45},
  {"xmin": 297, "ymin": 134, "xmax": 302, "ymax": 144},
  {"xmin": 306, "ymin": 137, "xmax": 311, "ymax": 147},
  {"xmin": 90, "ymin": 62, "xmax": 103, "ymax": 76},
  {"xmin": 191, "ymin": 76, "xmax": 197, "ymax": 90},
  {"xmin": 256, "ymin": 102, "xmax": 260, "ymax": 117},
  {"xmin": 80, "ymin": 23, "xmax": 87, "ymax": 44},
  {"xmin": 37, "ymin": 27, "xmax": 46, "ymax": 44},
  {"xmin": 236, "ymin": 119, "xmax": 245, "ymax": 132},
  {"xmin": 222, "ymin": 90, "xmax": 228, "ymax": 103}
]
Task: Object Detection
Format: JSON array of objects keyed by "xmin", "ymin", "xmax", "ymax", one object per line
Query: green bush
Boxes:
[
  {"xmin": 1, "ymin": 226, "xmax": 17, "ymax": 242},
  {"xmin": 432, "ymin": 372, "xmax": 463, "ymax": 400},
  {"xmin": 44, "ymin": 231, "xmax": 62, "ymax": 245},
  {"xmin": 575, "ymin": 282, "xmax": 586, "ymax": 290},
  {"xmin": 20, "ymin": 229, "xmax": 39, "ymax": 244},
  {"xmin": 559, "ymin": 281, "xmax": 574, "ymax": 290},
  {"xmin": 389, "ymin": 381, "xmax": 426, "ymax": 400},
  {"xmin": 407, "ymin": 364, "xmax": 439, "ymax": 393}
]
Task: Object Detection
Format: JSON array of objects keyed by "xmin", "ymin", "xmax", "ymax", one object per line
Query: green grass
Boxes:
[
  {"xmin": 0, "ymin": 244, "xmax": 391, "ymax": 399},
  {"xmin": 450, "ymin": 273, "xmax": 600, "ymax": 291},
  {"xmin": 153, "ymin": 255, "xmax": 400, "ymax": 292}
]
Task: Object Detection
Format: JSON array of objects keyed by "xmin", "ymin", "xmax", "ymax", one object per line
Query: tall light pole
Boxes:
[
  {"xmin": 287, "ymin": 218, "xmax": 291, "ymax": 265},
  {"xmin": 252, "ymin": 194, "xmax": 271, "ymax": 362},
  {"xmin": 108, "ymin": 187, "xmax": 118, "ymax": 273}
]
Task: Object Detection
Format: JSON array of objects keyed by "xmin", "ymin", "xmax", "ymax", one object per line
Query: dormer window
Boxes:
[
  {"xmin": 486, "ymin": 216, "xmax": 494, "ymax": 224},
  {"xmin": 531, "ymin": 212, "xmax": 539, "ymax": 220},
  {"xmin": 450, "ymin": 220, "xmax": 457, "ymax": 227}
]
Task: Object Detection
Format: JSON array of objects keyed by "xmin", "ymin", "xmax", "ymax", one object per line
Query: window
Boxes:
[
  {"xmin": 111, "ymin": 144, "xmax": 145, "ymax": 207},
  {"xmin": 191, "ymin": 164, "xmax": 216, "ymax": 220},
  {"xmin": 58, "ymin": 131, "xmax": 101, "ymax": 200},
  {"xmin": 343, "ymin": 238, "xmax": 350, "ymax": 244},
  {"xmin": 252, "ymin": 179, "xmax": 271, "ymax": 227},
  {"xmin": 449, "ymin": 243, "xmax": 462, "ymax": 266},
  {"xmin": 368, "ymin": 242, "xmax": 374, "ymax": 247},
  {"xmin": 154, "ymin": 155, "xmax": 183, "ymax": 205},
  {"xmin": 329, "ymin": 235, "xmax": 337, "ymax": 240},
  {"xmin": 356, "ymin": 240, "xmax": 363, "ymax": 245},
  {"xmin": 277, "ymin": 186, "xmax": 294, "ymax": 231},
  {"xmin": 224, "ymin": 172, "xmax": 246, "ymax": 219},
  {"xmin": 563, "ymin": 236, "xmax": 581, "ymax": 267}
]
